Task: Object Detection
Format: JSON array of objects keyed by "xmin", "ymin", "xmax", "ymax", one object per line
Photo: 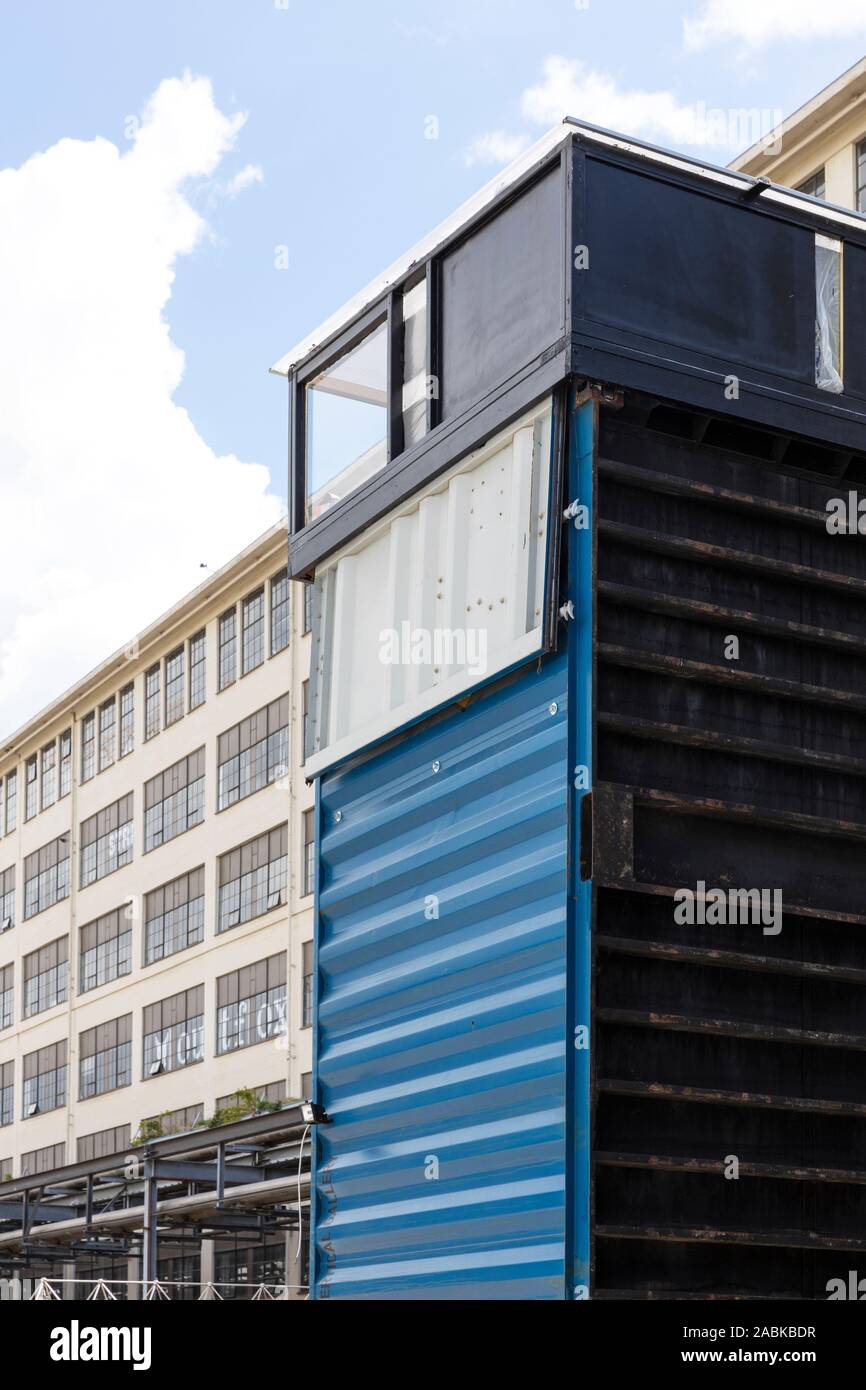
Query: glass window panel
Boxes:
[{"xmin": 305, "ymin": 320, "xmax": 388, "ymax": 522}]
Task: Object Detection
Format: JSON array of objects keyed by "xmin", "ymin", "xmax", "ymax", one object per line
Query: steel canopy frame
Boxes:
[{"xmin": 0, "ymin": 1104, "xmax": 312, "ymax": 1283}]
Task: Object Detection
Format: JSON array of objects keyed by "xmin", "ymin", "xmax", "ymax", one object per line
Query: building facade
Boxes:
[
  {"xmin": 733, "ymin": 56, "xmax": 866, "ymax": 209},
  {"xmin": 0, "ymin": 524, "xmax": 313, "ymax": 1200}
]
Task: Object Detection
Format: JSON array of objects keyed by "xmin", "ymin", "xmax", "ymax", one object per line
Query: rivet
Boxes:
[
  {"xmin": 432, "ymin": 760, "xmax": 441, "ymax": 773},
  {"xmin": 548, "ymin": 702, "xmax": 558, "ymax": 716},
  {"xmin": 334, "ymin": 810, "xmax": 343, "ymax": 823}
]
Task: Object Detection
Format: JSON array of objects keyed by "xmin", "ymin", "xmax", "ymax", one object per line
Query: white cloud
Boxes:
[
  {"xmin": 684, "ymin": 0, "xmax": 866, "ymax": 49},
  {"xmin": 224, "ymin": 162, "xmax": 264, "ymax": 197},
  {"xmin": 463, "ymin": 130, "xmax": 532, "ymax": 167},
  {"xmin": 522, "ymin": 57, "xmax": 739, "ymax": 146},
  {"xmin": 0, "ymin": 73, "xmax": 283, "ymax": 738},
  {"xmin": 465, "ymin": 55, "xmax": 773, "ymax": 164}
]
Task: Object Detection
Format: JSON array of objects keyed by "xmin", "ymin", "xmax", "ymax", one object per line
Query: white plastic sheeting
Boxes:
[
  {"xmin": 305, "ymin": 397, "xmax": 554, "ymax": 776},
  {"xmin": 815, "ymin": 233, "xmax": 843, "ymax": 394}
]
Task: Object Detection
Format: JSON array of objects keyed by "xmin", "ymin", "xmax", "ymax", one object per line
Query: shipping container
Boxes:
[{"xmin": 274, "ymin": 120, "xmax": 866, "ymax": 1299}]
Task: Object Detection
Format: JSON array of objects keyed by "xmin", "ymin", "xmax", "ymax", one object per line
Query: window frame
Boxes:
[
  {"xmin": 218, "ymin": 607, "xmax": 237, "ymax": 691},
  {"xmin": 289, "ymin": 259, "xmax": 441, "ymax": 548},
  {"xmin": 189, "ymin": 629, "xmax": 206, "ymax": 709},
  {"xmin": 241, "ymin": 587, "xmax": 265, "ymax": 675},
  {"xmin": 144, "ymin": 664, "xmax": 161, "ymax": 741},
  {"xmin": 164, "ymin": 645, "xmax": 185, "ymax": 727},
  {"xmin": 270, "ymin": 570, "xmax": 290, "ymax": 655}
]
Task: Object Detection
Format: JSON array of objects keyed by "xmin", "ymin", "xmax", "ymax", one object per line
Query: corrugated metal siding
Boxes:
[{"xmin": 313, "ymin": 653, "xmax": 569, "ymax": 1299}]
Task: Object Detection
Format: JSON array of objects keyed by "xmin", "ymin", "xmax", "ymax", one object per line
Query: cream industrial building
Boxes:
[
  {"xmin": 733, "ymin": 55, "xmax": 866, "ymax": 209},
  {"xmin": 0, "ymin": 523, "xmax": 314, "ymax": 1294}
]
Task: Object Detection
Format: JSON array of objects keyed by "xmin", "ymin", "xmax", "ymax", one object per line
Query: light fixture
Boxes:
[{"xmin": 300, "ymin": 1101, "xmax": 329, "ymax": 1125}]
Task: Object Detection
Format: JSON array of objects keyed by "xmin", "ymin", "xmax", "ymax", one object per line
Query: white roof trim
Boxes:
[{"xmin": 270, "ymin": 117, "xmax": 866, "ymax": 380}]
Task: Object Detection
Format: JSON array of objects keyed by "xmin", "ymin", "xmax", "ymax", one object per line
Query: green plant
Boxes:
[
  {"xmin": 204, "ymin": 1088, "xmax": 286, "ymax": 1129},
  {"xmin": 131, "ymin": 1112, "xmax": 171, "ymax": 1146}
]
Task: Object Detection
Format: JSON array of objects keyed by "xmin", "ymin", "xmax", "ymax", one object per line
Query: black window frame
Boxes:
[{"xmin": 288, "ymin": 256, "xmax": 442, "ymax": 561}]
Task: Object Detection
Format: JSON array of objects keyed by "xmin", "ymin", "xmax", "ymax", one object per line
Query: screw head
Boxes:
[
  {"xmin": 334, "ymin": 810, "xmax": 342, "ymax": 823},
  {"xmin": 549, "ymin": 702, "xmax": 558, "ymax": 716},
  {"xmin": 432, "ymin": 760, "xmax": 441, "ymax": 773}
]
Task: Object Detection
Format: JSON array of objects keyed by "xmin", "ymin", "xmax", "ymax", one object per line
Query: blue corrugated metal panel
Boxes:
[{"xmin": 313, "ymin": 653, "xmax": 569, "ymax": 1299}]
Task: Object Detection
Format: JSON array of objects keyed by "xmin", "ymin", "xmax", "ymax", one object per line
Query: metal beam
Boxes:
[
  {"xmin": 0, "ymin": 1201, "xmax": 76, "ymax": 1221},
  {"xmin": 0, "ymin": 1101, "xmax": 307, "ymax": 1200},
  {"xmin": 141, "ymin": 1158, "xmax": 157, "ymax": 1284},
  {"xmin": 149, "ymin": 1161, "xmax": 267, "ymax": 1185}
]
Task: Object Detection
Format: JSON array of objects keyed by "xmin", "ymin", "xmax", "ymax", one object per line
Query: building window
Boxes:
[
  {"xmin": 144, "ymin": 748, "xmax": 204, "ymax": 853},
  {"xmin": 23, "ymin": 936, "xmax": 68, "ymax": 1018},
  {"xmin": 145, "ymin": 664, "xmax": 161, "ymax": 740},
  {"xmin": 137, "ymin": 1104, "xmax": 203, "ymax": 1142},
  {"xmin": 302, "ymin": 940, "xmax": 313, "ymax": 1028},
  {"xmin": 144, "ymin": 866, "xmax": 205, "ymax": 966},
  {"xmin": 305, "ymin": 318, "xmax": 388, "ymax": 523},
  {"xmin": 4, "ymin": 771, "xmax": 15, "ymax": 834},
  {"xmin": 41, "ymin": 741, "xmax": 56, "ymax": 810},
  {"xmin": 189, "ymin": 630, "xmax": 206, "ymax": 709},
  {"xmin": 303, "ymin": 580, "xmax": 313, "ymax": 635},
  {"xmin": 143, "ymin": 986, "xmax": 204, "ymax": 1078},
  {"xmin": 77, "ymin": 1124, "xmax": 131, "ymax": 1163},
  {"xmin": 23, "ymin": 1040, "xmax": 67, "ymax": 1116},
  {"xmin": 242, "ymin": 587, "xmax": 265, "ymax": 674},
  {"xmin": 0, "ymin": 778, "xmax": 4, "ymax": 838},
  {"xmin": 216, "ymin": 953, "xmax": 287, "ymax": 1055},
  {"xmin": 217, "ymin": 697, "xmax": 288, "ymax": 811},
  {"xmin": 81, "ymin": 712, "xmax": 96, "ymax": 782},
  {"xmin": 857, "ymin": 139, "xmax": 866, "ymax": 214},
  {"xmin": 119, "ymin": 683, "xmax": 135, "ymax": 757},
  {"xmin": 0, "ymin": 1062, "xmax": 12, "ymax": 1127},
  {"xmin": 217, "ymin": 825, "xmax": 288, "ymax": 935},
  {"xmin": 0, "ymin": 865, "xmax": 14, "ymax": 930},
  {"xmin": 98, "ymin": 696, "xmax": 116, "ymax": 771},
  {"xmin": 20, "ymin": 1142, "xmax": 65, "ymax": 1175},
  {"xmin": 303, "ymin": 808, "xmax": 315, "ymax": 897},
  {"xmin": 270, "ymin": 569, "xmax": 290, "ymax": 655},
  {"xmin": 797, "ymin": 167, "xmax": 826, "ymax": 200},
  {"xmin": 24, "ymin": 755, "xmax": 37, "ymax": 821},
  {"xmin": 301, "ymin": 1071, "xmax": 312, "ymax": 1100},
  {"xmin": 24, "ymin": 833, "xmax": 70, "ymax": 918},
  {"xmin": 218, "ymin": 608, "xmax": 237, "ymax": 691},
  {"xmin": 79, "ymin": 794, "xmax": 133, "ymax": 888},
  {"xmin": 157, "ymin": 1250, "xmax": 201, "ymax": 1299},
  {"xmin": 165, "ymin": 645, "xmax": 185, "ymax": 726},
  {"xmin": 0, "ymin": 965, "xmax": 12, "ymax": 1031},
  {"xmin": 214, "ymin": 1241, "xmax": 285, "ymax": 1299},
  {"xmin": 59, "ymin": 729, "xmax": 72, "ymax": 796},
  {"xmin": 302, "ymin": 680, "xmax": 309, "ymax": 763},
  {"xmin": 216, "ymin": 1080, "xmax": 286, "ymax": 1111},
  {"xmin": 79, "ymin": 1015, "xmax": 132, "ymax": 1100},
  {"xmin": 79, "ymin": 907, "xmax": 133, "ymax": 992}
]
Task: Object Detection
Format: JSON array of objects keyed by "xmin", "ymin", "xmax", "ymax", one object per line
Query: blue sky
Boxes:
[
  {"xmin": 2, "ymin": 0, "xmax": 866, "ymax": 732},
  {"xmin": 3, "ymin": 0, "xmax": 864, "ymax": 477}
]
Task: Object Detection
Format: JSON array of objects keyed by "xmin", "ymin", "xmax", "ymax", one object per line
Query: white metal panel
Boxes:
[{"xmin": 305, "ymin": 398, "xmax": 554, "ymax": 777}]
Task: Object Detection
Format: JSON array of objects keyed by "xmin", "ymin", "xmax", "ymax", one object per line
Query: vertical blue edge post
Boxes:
[
  {"xmin": 567, "ymin": 392, "xmax": 595, "ymax": 1299},
  {"xmin": 308, "ymin": 773, "xmax": 322, "ymax": 1300}
]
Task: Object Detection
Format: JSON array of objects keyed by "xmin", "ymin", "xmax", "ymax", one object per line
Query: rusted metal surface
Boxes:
[{"xmin": 592, "ymin": 401, "xmax": 866, "ymax": 1299}]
